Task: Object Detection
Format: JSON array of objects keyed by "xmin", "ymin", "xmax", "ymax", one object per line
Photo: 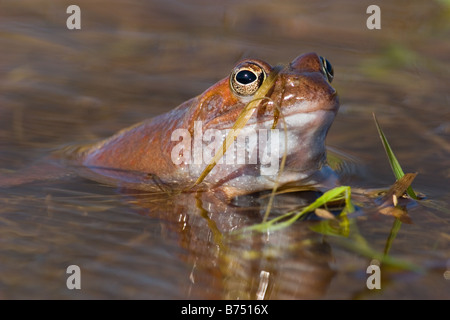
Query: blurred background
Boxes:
[{"xmin": 0, "ymin": 0, "xmax": 449, "ymax": 299}]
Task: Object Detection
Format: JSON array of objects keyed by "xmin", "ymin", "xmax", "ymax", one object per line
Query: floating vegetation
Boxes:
[
  {"xmin": 372, "ymin": 113, "xmax": 419, "ymax": 260},
  {"xmin": 234, "ymin": 186, "xmax": 353, "ymax": 234},
  {"xmin": 373, "ymin": 113, "xmax": 418, "ymax": 200},
  {"xmin": 187, "ymin": 59, "xmax": 423, "ymax": 272},
  {"xmin": 229, "ymin": 112, "xmax": 423, "ymax": 271}
]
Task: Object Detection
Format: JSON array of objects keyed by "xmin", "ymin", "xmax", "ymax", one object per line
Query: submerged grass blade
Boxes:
[
  {"xmin": 373, "ymin": 113, "xmax": 418, "ymax": 199},
  {"xmin": 384, "ymin": 218, "xmax": 402, "ymax": 255},
  {"xmin": 311, "ymin": 214, "xmax": 422, "ymax": 271},
  {"xmin": 335, "ymin": 234, "xmax": 423, "ymax": 272}
]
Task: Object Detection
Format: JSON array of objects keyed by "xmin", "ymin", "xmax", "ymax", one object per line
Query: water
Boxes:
[{"xmin": 0, "ymin": 0, "xmax": 449, "ymax": 299}]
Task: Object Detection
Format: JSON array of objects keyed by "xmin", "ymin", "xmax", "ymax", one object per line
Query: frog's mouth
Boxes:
[{"xmin": 236, "ymin": 97, "xmax": 339, "ymax": 135}]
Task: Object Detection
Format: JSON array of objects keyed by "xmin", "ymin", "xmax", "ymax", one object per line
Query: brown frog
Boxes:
[{"xmin": 3, "ymin": 53, "xmax": 339, "ymax": 200}]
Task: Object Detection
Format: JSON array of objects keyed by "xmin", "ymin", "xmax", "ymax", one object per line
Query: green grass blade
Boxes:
[
  {"xmin": 234, "ymin": 186, "xmax": 353, "ymax": 234},
  {"xmin": 373, "ymin": 113, "xmax": 418, "ymax": 199}
]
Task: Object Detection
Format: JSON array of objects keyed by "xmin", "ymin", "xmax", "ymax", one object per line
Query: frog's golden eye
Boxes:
[
  {"xmin": 319, "ymin": 56, "xmax": 334, "ymax": 83},
  {"xmin": 230, "ymin": 62, "xmax": 266, "ymax": 96}
]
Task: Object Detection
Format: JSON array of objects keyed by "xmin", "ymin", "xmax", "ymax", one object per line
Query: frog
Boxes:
[{"xmin": 2, "ymin": 52, "xmax": 339, "ymax": 200}]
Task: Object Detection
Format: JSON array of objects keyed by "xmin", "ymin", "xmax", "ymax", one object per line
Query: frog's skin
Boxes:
[{"xmin": 2, "ymin": 53, "xmax": 339, "ymax": 199}]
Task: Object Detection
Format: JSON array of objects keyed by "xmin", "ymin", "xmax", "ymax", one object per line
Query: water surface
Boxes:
[{"xmin": 0, "ymin": 0, "xmax": 449, "ymax": 299}]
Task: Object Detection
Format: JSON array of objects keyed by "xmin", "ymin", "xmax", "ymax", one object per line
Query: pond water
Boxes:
[{"xmin": 0, "ymin": 0, "xmax": 449, "ymax": 299}]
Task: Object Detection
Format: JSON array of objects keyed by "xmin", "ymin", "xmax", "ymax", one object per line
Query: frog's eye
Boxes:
[
  {"xmin": 230, "ymin": 62, "xmax": 266, "ymax": 96},
  {"xmin": 319, "ymin": 56, "xmax": 334, "ymax": 83}
]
